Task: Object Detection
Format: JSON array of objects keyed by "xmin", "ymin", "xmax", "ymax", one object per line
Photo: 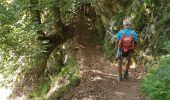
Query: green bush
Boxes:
[
  {"xmin": 141, "ymin": 57, "xmax": 170, "ymax": 100},
  {"xmin": 27, "ymin": 79, "xmax": 52, "ymax": 99},
  {"xmin": 103, "ymin": 35, "xmax": 115, "ymax": 58}
]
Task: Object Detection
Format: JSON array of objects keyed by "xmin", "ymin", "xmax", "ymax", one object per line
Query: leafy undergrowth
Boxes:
[
  {"xmin": 46, "ymin": 55, "xmax": 80, "ymax": 100},
  {"xmin": 27, "ymin": 52, "xmax": 80, "ymax": 100},
  {"xmin": 141, "ymin": 57, "xmax": 170, "ymax": 100},
  {"xmin": 27, "ymin": 78, "xmax": 52, "ymax": 99}
]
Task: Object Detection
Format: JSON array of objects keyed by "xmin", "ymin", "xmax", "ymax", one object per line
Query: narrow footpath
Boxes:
[{"xmin": 60, "ymin": 14, "xmax": 145, "ymax": 100}]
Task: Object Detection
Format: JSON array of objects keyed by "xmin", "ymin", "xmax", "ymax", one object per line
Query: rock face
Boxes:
[
  {"xmin": 46, "ymin": 49, "xmax": 63, "ymax": 75},
  {"xmin": 45, "ymin": 40, "xmax": 80, "ymax": 100},
  {"xmin": 46, "ymin": 76, "xmax": 69, "ymax": 100}
]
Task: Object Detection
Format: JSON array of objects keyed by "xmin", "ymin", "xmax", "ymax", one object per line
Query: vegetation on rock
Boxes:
[{"xmin": 0, "ymin": 0, "xmax": 170, "ymax": 99}]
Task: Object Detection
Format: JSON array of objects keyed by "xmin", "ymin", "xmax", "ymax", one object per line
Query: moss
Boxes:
[
  {"xmin": 26, "ymin": 53, "xmax": 80, "ymax": 100},
  {"xmin": 27, "ymin": 79, "xmax": 52, "ymax": 100},
  {"xmin": 45, "ymin": 53, "xmax": 80, "ymax": 100},
  {"xmin": 49, "ymin": 73, "xmax": 80, "ymax": 100}
]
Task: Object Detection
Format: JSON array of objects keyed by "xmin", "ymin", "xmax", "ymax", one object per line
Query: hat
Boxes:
[{"xmin": 123, "ymin": 18, "xmax": 132, "ymax": 26}]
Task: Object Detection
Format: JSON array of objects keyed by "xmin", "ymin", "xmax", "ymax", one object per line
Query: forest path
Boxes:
[{"xmin": 60, "ymin": 14, "xmax": 145, "ymax": 100}]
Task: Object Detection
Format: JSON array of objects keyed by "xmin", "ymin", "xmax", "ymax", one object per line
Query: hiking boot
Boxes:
[
  {"xmin": 117, "ymin": 74, "xmax": 123, "ymax": 81},
  {"xmin": 123, "ymin": 71, "xmax": 129, "ymax": 79}
]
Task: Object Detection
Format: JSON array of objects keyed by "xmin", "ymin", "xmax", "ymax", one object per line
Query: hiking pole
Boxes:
[{"xmin": 106, "ymin": 30, "xmax": 114, "ymax": 36}]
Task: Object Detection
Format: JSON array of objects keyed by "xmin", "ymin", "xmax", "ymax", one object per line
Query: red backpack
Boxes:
[{"xmin": 118, "ymin": 31, "xmax": 134, "ymax": 53}]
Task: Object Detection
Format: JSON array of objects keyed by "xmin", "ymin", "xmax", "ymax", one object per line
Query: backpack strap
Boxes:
[
  {"xmin": 120, "ymin": 30, "xmax": 125, "ymax": 36},
  {"xmin": 118, "ymin": 30, "xmax": 125, "ymax": 49},
  {"xmin": 130, "ymin": 31, "xmax": 134, "ymax": 36},
  {"xmin": 130, "ymin": 31, "xmax": 135, "ymax": 41},
  {"xmin": 130, "ymin": 31, "xmax": 135, "ymax": 50}
]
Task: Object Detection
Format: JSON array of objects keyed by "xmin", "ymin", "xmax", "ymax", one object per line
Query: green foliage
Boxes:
[
  {"xmin": 26, "ymin": 51, "xmax": 80, "ymax": 99},
  {"xmin": 53, "ymin": 72, "xmax": 80, "ymax": 99},
  {"xmin": 59, "ymin": 0, "xmax": 81, "ymax": 23},
  {"xmin": 103, "ymin": 34, "xmax": 115, "ymax": 58},
  {"xmin": 46, "ymin": 53, "xmax": 80, "ymax": 99},
  {"xmin": 46, "ymin": 48, "xmax": 64, "ymax": 75},
  {"xmin": 0, "ymin": 0, "xmax": 91, "ymax": 98},
  {"xmin": 59, "ymin": 54, "xmax": 78, "ymax": 76},
  {"xmin": 141, "ymin": 40, "xmax": 170, "ymax": 100},
  {"xmin": 0, "ymin": 0, "xmax": 45, "ymax": 88},
  {"xmin": 163, "ymin": 41, "xmax": 170, "ymax": 53},
  {"xmin": 131, "ymin": 1, "xmax": 170, "ymax": 99},
  {"xmin": 0, "ymin": 0, "xmax": 95, "ymax": 77},
  {"xmin": 27, "ymin": 79, "xmax": 52, "ymax": 100},
  {"xmin": 141, "ymin": 57, "xmax": 170, "ymax": 100}
]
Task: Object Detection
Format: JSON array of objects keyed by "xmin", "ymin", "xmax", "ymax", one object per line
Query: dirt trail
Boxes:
[{"xmin": 60, "ymin": 14, "xmax": 145, "ymax": 100}]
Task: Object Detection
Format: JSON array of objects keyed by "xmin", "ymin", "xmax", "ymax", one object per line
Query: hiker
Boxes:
[{"xmin": 116, "ymin": 17, "xmax": 137, "ymax": 81}]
